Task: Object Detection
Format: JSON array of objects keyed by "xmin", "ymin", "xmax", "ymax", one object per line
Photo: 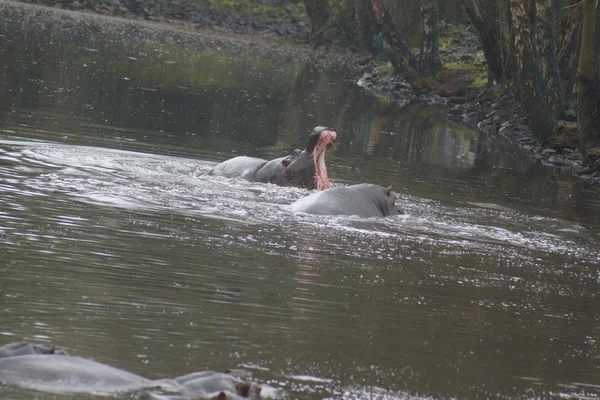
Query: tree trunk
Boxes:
[
  {"xmin": 577, "ymin": 0, "xmax": 600, "ymax": 159},
  {"xmin": 500, "ymin": 0, "xmax": 518, "ymax": 81},
  {"xmin": 510, "ymin": 0, "xmax": 555, "ymax": 140},
  {"xmin": 302, "ymin": 0, "xmax": 332, "ymax": 35},
  {"xmin": 369, "ymin": 0, "xmax": 420, "ymax": 80},
  {"xmin": 462, "ymin": 0, "xmax": 504, "ymax": 84},
  {"xmin": 354, "ymin": 0, "xmax": 377, "ymax": 49},
  {"xmin": 556, "ymin": 0, "xmax": 582, "ymax": 96},
  {"xmin": 419, "ymin": 0, "xmax": 441, "ymax": 74},
  {"xmin": 534, "ymin": 0, "xmax": 563, "ymax": 118}
]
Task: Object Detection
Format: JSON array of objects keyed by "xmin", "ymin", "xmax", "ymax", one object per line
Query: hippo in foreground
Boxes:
[
  {"xmin": 0, "ymin": 342, "xmax": 275, "ymax": 400},
  {"xmin": 208, "ymin": 126, "xmax": 338, "ymax": 190},
  {"xmin": 290, "ymin": 184, "xmax": 403, "ymax": 217}
]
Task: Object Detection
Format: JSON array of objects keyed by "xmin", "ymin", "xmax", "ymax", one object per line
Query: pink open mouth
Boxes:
[{"xmin": 312, "ymin": 129, "xmax": 338, "ymax": 190}]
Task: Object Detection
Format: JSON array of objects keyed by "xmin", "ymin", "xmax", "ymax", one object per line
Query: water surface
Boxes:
[{"xmin": 1, "ymin": 3, "xmax": 600, "ymax": 400}]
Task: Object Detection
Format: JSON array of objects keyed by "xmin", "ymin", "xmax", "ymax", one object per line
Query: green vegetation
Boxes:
[
  {"xmin": 441, "ymin": 53, "xmax": 488, "ymax": 89},
  {"xmin": 546, "ymin": 121, "xmax": 579, "ymax": 151}
]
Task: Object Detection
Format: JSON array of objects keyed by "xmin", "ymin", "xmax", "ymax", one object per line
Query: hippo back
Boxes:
[
  {"xmin": 290, "ymin": 184, "xmax": 401, "ymax": 217},
  {"xmin": 253, "ymin": 156, "xmax": 294, "ymax": 184},
  {"xmin": 0, "ymin": 354, "xmax": 152, "ymax": 395},
  {"xmin": 208, "ymin": 156, "xmax": 267, "ymax": 180},
  {"xmin": 0, "ymin": 342, "xmax": 67, "ymax": 359}
]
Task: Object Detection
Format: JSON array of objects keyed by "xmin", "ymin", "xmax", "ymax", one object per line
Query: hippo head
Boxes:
[
  {"xmin": 277, "ymin": 126, "xmax": 338, "ymax": 190},
  {"xmin": 383, "ymin": 186, "xmax": 404, "ymax": 216},
  {"xmin": 207, "ymin": 381, "xmax": 262, "ymax": 400},
  {"xmin": 281, "ymin": 149, "xmax": 303, "ymax": 167}
]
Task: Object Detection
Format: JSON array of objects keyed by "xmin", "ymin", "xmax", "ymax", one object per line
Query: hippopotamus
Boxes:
[
  {"xmin": 290, "ymin": 184, "xmax": 403, "ymax": 217},
  {"xmin": 0, "ymin": 341, "xmax": 68, "ymax": 358},
  {"xmin": 208, "ymin": 126, "xmax": 338, "ymax": 190},
  {"xmin": 0, "ymin": 342, "xmax": 273, "ymax": 400}
]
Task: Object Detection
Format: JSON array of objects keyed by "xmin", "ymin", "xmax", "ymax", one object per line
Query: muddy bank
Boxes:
[
  {"xmin": 1, "ymin": 0, "xmax": 366, "ymax": 72},
  {"xmin": 447, "ymin": 87, "xmax": 592, "ymax": 180},
  {"xmin": 13, "ymin": 0, "xmax": 312, "ymax": 40}
]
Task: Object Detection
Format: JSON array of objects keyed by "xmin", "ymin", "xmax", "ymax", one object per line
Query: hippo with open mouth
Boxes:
[
  {"xmin": 290, "ymin": 184, "xmax": 403, "ymax": 217},
  {"xmin": 0, "ymin": 341, "xmax": 277, "ymax": 400},
  {"xmin": 207, "ymin": 126, "xmax": 338, "ymax": 190}
]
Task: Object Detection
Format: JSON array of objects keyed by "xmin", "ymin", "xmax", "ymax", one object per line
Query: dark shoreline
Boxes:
[
  {"xmin": 3, "ymin": 0, "xmax": 598, "ymax": 184},
  {"xmin": 10, "ymin": 0, "xmax": 312, "ymax": 40}
]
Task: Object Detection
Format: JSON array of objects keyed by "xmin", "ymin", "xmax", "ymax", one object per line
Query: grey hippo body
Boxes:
[
  {"xmin": 290, "ymin": 184, "xmax": 403, "ymax": 217},
  {"xmin": 208, "ymin": 126, "xmax": 338, "ymax": 190},
  {"xmin": 0, "ymin": 342, "xmax": 272, "ymax": 400}
]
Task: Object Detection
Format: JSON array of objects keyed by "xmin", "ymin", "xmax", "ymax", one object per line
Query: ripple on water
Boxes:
[{"xmin": 1, "ymin": 138, "xmax": 599, "ymax": 400}]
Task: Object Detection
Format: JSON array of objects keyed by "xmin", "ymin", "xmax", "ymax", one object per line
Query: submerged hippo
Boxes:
[
  {"xmin": 0, "ymin": 342, "xmax": 273, "ymax": 400},
  {"xmin": 208, "ymin": 126, "xmax": 338, "ymax": 190},
  {"xmin": 0, "ymin": 341, "xmax": 68, "ymax": 358},
  {"xmin": 290, "ymin": 184, "xmax": 403, "ymax": 217}
]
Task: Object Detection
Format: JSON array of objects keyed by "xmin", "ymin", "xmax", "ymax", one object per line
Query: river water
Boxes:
[{"xmin": 1, "ymin": 3, "xmax": 599, "ymax": 400}]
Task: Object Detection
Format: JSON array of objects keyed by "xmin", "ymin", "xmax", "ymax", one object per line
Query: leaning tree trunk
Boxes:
[
  {"xmin": 534, "ymin": 0, "xmax": 563, "ymax": 119},
  {"xmin": 332, "ymin": 0, "xmax": 378, "ymax": 49},
  {"xmin": 302, "ymin": 0, "xmax": 332, "ymax": 35},
  {"xmin": 577, "ymin": 0, "xmax": 600, "ymax": 160},
  {"xmin": 353, "ymin": 0, "xmax": 377, "ymax": 49},
  {"xmin": 556, "ymin": 0, "xmax": 582, "ymax": 96},
  {"xmin": 462, "ymin": 0, "xmax": 504, "ymax": 84},
  {"xmin": 419, "ymin": 0, "xmax": 441, "ymax": 74},
  {"xmin": 369, "ymin": 0, "xmax": 420, "ymax": 80},
  {"xmin": 510, "ymin": 0, "xmax": 556, "ymax": 140}
]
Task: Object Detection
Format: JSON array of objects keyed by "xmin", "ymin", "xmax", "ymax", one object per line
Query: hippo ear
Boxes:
[
  {"xmin": 385, "ymin": 186, "xmax": 392, "ymax": 196},
  {"xmin": 214, "ymin": 392, "xmax": 227, "ymax": 400},
  {"xmin": 234, "ymin": 382, "xmax": 251, "ymax": 397}
]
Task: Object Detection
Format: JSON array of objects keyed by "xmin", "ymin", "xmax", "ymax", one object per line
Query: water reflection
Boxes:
[{"xmin": 1, "ymin": 3, "xmax": 600, "ymax": 400}]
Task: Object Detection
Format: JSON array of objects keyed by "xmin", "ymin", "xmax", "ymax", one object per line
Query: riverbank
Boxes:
[
  {"xmin": 357, "ymin": 25, "xmax": 593, "ymax": 183},
  {"xmin": 1, "ymin": 0, "xmax": 368, "ymax": 72},
  {"xmin": 4, "ymin": 0, "xmax": 596, "ymax": 183},
  {"xmin": 12, "ymin": 0, "xmax": 312, "ymax": 39}
]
